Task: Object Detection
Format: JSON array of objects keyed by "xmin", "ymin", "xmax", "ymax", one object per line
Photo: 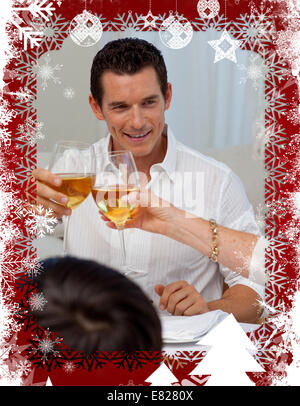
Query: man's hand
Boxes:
[
  {"xmin": 32, "ymin": 168, "xmax": 71, "ymax": 219},
  {"xmin": 154, "ymin": 281, "xmax": 209, "ymax": 316}
]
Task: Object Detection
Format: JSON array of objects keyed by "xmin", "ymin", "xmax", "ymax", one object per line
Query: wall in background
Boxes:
[{"xmin": 36, "ymin": 29, "xmax": 265, "ymax": 154}]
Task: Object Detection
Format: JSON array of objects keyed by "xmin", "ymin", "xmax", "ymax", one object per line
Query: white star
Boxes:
[
  {"xmin": 142, "ymin": 10, "xmax": 159, "ymax": 28},
  {"xmin": 208, "ymin": 29, "xmax": 242, "ymax": 63}
]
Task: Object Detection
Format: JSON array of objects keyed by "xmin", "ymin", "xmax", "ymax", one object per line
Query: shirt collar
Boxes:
[
  {"xmin": 149, "ymin": 125, "xmax": 177, "ymax": 183},
  {"xmin": 95, "ymin": 125, "xmax": 177, "ymax": 180},
  {"xmin": 93, "ymin": 135, "xmax": 113, "ymax": 170}
]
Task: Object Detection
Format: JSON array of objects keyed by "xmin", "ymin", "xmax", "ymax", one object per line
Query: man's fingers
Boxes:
[
  {"xmin": 166, "ymin": 289, "xmax": 189, "ymax": 315},
  {"xmin": 154, "ymin": 284, "xmax": 165, "ymax": 297},
  {"xmin": 32, "ymin": 168, "xmax": 70, "ymax": 218},
  {"xmin": 37, "ymin": 181, "xmax": 68, "ymax": 207},
  {"xmin": 37, "ymin": 196, "xmax": 71, "ymax": 219},
  {"xmin": 104, "ymin": 220, "xmax": 117, "ymax": 229},
  {"xmin": 158, "ymin": 281, "xmax": 187, "ymax": 311},
  {"xmin": 32, "ymin": 168, "xmax": 62, "ymax": 187},
  {"xmin": 173, "ymin": 295, "xmax": 195, "ymax": 316},
  {"xmin": 100, "ymin": 213, "xmax": 110, "ymax": 221},
  {"xmin": 183, "ymin": 302, "xmax": 208, "ymax": 316}
]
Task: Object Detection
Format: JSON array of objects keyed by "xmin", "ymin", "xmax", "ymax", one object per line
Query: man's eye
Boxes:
[
  {"xmin": 114, "ymin": 105, "xmax": 127, "ymax": 110},
  {"xmin": 144, "ymin": 100, "xmax": 155, "ymax": 105}
]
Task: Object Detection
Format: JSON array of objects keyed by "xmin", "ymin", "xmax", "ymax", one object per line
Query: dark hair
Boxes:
[
  {"xmin": 32, "ymin": 256, "xmax": 162, "ymax": 353},
  {"xmin": 90, "ymin": 37, "xmax": 168, "ymax": 107}
]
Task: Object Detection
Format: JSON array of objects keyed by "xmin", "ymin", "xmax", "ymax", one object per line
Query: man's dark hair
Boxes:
[
  {"xmin": 32, "ymin": 256, "xmax": 162, "ymax": 353},
  {"xmin": 90, "ymin": 37, "xmax": 168, "ymax": 107}
]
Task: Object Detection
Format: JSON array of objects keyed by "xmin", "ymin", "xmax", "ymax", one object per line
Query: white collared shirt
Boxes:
[{"xmin": 66, "ymin": 128, "xmax": 264, "ymax": 314}]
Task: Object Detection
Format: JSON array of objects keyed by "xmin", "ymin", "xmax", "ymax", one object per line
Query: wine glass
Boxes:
[
  {"xmin": 92, "ymin": 149, "xmax": 147, "ymax": 278},
  {"xmin": 48, "ymin": 141, "xmax": 95, "ymax": 255}
]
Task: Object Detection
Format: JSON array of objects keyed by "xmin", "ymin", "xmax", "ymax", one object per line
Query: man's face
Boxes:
[{"xmin": 89, "ymin": 66, "xmax": 172, "ymax": 159}]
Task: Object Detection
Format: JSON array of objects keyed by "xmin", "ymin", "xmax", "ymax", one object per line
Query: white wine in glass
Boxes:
[
  {"xmin": 92, "ymin": 150, "xmax": 147, "ymax": 278},
  {"xmin": 91, "ymin": 185, "xmax": 139, "ymax": 229},
  {"xmin": 48, "ymin": 141, "xmax": 95, "ymax": 255}
]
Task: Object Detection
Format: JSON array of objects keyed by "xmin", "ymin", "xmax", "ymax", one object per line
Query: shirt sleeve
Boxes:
[{"xmin": 216, "ymin": 170, "xmax": 265, "ymax": 300}]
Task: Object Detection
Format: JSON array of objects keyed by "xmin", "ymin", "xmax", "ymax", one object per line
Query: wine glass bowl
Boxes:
[
  {"xmin": 91, "ymin": 184, "xmax": 139, "ymax": 229},
  {"xmin": 50, "ymin": 174, "xmax": 93, "ymax": 210},
  {"xmin": 92, "ymin": 149, "xmax": 146, "ymax": 277},
  {"xmin": 48, "ymin": 141, "xmax": 95, "ymax": 255}
]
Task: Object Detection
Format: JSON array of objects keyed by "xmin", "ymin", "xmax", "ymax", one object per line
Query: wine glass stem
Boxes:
[
  {"xmin": 118, "ymin": 228, "xmax": 127, "ymax": 267},
  {"xmin": 63, "ymin": 215, "xmax": 71, "ymax": 256}
]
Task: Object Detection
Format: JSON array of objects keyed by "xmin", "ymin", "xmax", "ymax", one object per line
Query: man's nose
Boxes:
[{"xmin": 129, "ymin": 106, "xmax": 145, "ymax": 129}]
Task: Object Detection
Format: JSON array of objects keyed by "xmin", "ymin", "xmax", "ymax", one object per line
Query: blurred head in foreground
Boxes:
[{"xmin": 32, "ymin": 256, "xmax": 162, "ymax": 353}]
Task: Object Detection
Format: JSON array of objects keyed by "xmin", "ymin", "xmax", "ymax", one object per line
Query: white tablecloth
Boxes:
[{"xmin": 163, "ymin": 322, "xmax": 259, "ymax": 352}]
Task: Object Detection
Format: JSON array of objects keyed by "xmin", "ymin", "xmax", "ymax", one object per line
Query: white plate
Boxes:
[{"xmin": 163, "ymin": 337, "xmax": 200, "ymax": 344}]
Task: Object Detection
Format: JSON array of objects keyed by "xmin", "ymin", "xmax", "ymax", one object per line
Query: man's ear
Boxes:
[
  {"xmin": 89, "ymin": 94, "xmax": 105, "ymax": 120},
  {"xmin": 164, "ymin": 82, "xmax": 172, "ymax": 111}
]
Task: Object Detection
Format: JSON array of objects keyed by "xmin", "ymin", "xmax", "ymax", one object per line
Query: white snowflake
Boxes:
[
  {"xmin": 230, "ymin": 6, "xmax": 276, "ymax": 51},
  {"xmin": 63, "ymin": 87, "xmax": 75, "ymax": 99},
  {"xmin": 32, "ymin": 53, "xmax": 63, "ymax": 91},
  {"xmin": 15, "ymin": 359, "xmax": 32, "ymax": 377},
  {"xmin": 14, "ymin": 48, "xmax": 42, "ymax": 90},
  {"xmin": 16, "ymin": 119, "xmax": 45, "ymax": 147},
  {"xmin": 29, "ymin": 292, "xmax": 47, "ymax": 311},
  {"xmin": 191, "ymin": 13, "xmax": 227, "ymax": 31},
  {"xmin": 110, "ymin": 11, "xmax": 164, "ymax": 31},
  {"xmin": 162, "ymin": 349, "xmax": 205, "ymax": 371},
  {"xmin": 63, "ymin": 361, "xmax": 76, "ymax": 374},
  {"xmin": 265, "ymin": 122, "xmax": 287, "ymax": 151},
  {"xmin": 25, "ymin": 204, "xmax": 58, "ymax": 238},
  {"xmin": 13, "ymin": 0, "xmax": 56, "ymax": 21},
  {"xmin": 264, "ymin": 87, "xmax": 287, "ymax": 123},
  {"xmin": 29, "ymin": 13, "xmax": 70, "ymax": 52},
  {"xmin": 275, "ymin": 28, "xmax": 300, "ymax": 74},
  {"xmin": 30, "ymin": 329, "xmax": 63, "ymax": 361},
  {"xmin": 237, "ymin": 53, "xmax": 267, "ymax": 90},
  {"xmin": 21, "ymin": 256, "xmax": 44, "ymax": 278}
]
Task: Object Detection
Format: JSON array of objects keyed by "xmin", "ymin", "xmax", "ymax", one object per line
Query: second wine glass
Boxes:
[
  {"xmin": 48, "ymin": 141, "xmax": 95, "ymax": 255},
  {"xmin": 92, "ymin": 149, "xmax": 147, "ymax": 278}
]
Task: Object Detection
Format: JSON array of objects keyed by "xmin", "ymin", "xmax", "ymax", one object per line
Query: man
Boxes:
[{"xmin": 33, "ymin": 38, "xmax": 264, "ymax": 323}]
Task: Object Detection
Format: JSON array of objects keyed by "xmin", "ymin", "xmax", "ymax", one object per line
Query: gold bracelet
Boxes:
[{"xmin": 208, "ymin": 219, "xmax": 219, "ymax": 262}]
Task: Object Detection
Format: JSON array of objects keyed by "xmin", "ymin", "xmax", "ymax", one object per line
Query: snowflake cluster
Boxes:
[
  {"xmin": 0, "ymin": 334, "xmax": 32, "ymax": 385},
  {"xmin": 16, "ymin": 119, "xmax": 45, "ymax": 147},
  {"xmin": 9, "ymin": 0, "xmax": 56, "ymax": 50}
]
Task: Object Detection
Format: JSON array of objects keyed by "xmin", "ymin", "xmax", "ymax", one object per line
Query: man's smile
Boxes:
[{"xmin": 123, "ymin": 129, "xmax": 152, "ymax": 142}]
